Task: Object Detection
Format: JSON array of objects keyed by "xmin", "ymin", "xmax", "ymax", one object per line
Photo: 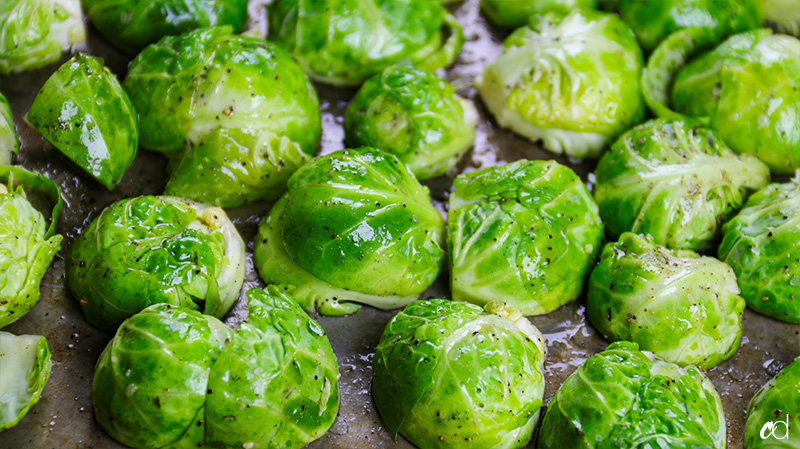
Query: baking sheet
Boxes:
[{"xmin": 1, "ymin": 1, "xmax": 798, "ymax": 448}]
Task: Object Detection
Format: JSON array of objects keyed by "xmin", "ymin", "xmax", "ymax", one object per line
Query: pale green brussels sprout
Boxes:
[
  {"xmin": 124, "ymin": 27, "xmax": 321, "ymax": 207},
  {"xmin": 449, "ymin": 159, "xmax": 603, "ymax": 315},
  {"xmin": 344, "ymin": 65, "xmax": 477, "ymax": 180},
  {"xmin": 83, "ymin": 0, "xmax": 249, "ymax": 54},
  {"xmin": 480, "ymin": 0, "xmax": 597, "ymax": 29},
  {"xmin": 719, "ymin": 174, "xmax": 800, "ymax": 323},
  {"xmin": 644, "ymin": 29, "xmax": 800, "ymax": 174},
  {"xmin": 595, "ymin": 119, "xmax": 770, "ymax": 251},
  {"xmin": 477, "ymin": 9, "xmax": 645, "ymax": 159},
  {"xmin": 765, "ymin": 0, "xmax": 800, "ymax": 37},
  {"xmin": 267, "ymin": 0, "xmax": 464, "ymax": 86},
  {"xmin": 373, "ymin": 299, "xmax": 546, "ymax": 449},
  {"xmin": 538, "ymin": 341, "xmax": 726, "ymax": 449},
  {"xmin": 0, "ymin": 0, "xmax": 86, "ymax": 75},
  {"xmin": 93, "ymin": 286, "xmax": 340, "ymax": 449},
  {"xmin": 0, "ymin": 92, "xmax": 17, "ymax": 166},
  {"xmin": 254, "ymin": 147, "xmax": 446, "ymax": 316},
  {"xmin": 587, "ymin": 233, "xmax": 745, "ymax": 369},
  {"xmin": 0, "ymin": 166, "xmax": 63, "ymax": 329},
  {"xmin": 28, "ymin": 53, "xmax": 138, "ymax": 190},
  {"xmin": 744, "ymin": 357, "xmax": 800, "ymax": 448},
  {"xmin": 0, "ymin": 332, "xmax": 52, "ymax": 431},
  {"xmin": 66, "ymin": 195, "xmax": 245, "ymax": 332},
  {"xmin": 618, "ymin": 0, "xmax": 763, "ymax": 53}
]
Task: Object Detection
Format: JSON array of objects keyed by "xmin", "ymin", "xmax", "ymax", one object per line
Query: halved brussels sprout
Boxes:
[
  {"xmin": 83, "ymin": 0, "xmax": 249, "ymax": 54},
  {"xmin": 267, "ymin": 0, "xmax": 464, "ymax": 86},
  {"xmin": 744, "ymin": 357, "xmax": 800, "ymax": 448},
  {"xmin": 0, "ymin": 0, "xmax": 86, "ymax": 75},
  {"xmin": 538, "ymin": 341, "xmax": 726, "ymax": 449},
  {"xmin": 254, "ymin": 147, "xmax": 446, "ymax": 316},
  {"xmin": 618, "ymin": 0, "xmax": 763, "ymax": 53},
  {"xmin": 477, "ymin": 9, "xmax": 645, "ymax": 159},
  {"xmin": 344, "ymin": 65, "xmax": 477, "ymax": 180},
  {"xmin": 28, "ymin": 53, "xmax": 138, "ymax": 190},
  {"xmin": 93, "ymin": 286, "xmax": 339, "ymax": 449},
  {"xmin": 0, "ymin": 166, "xmax": 63, "ymax": 329},
  {"xmin": 373, "ymin": 299, "xmax": 546, "ymax": 449},
  {"xmin": 719, "ymin": 175, "xmax": 800, "ymax": 323},
  {"xmin": 0, "ymin": 332, "xmax": 52, "ymax": 431},
  {"xmin": 66, "ymin": 195, "xmax": 245, "ymax": 332},
  {"xmin": 765, "ymin": 0, "xmax": 800, "ymax": 37},
  {"xmin": 449, "ymin": 159, "xmax": 603, "ymax": 315},
  {"xmin": 587, "ymin": 233, "xmax": 745, "ymax": 369},
  {"xmin": 124, "ymin": 27, "xmax": 321, "ymax": 207},
  {"xmin": 0, "ymin": 92, "xmax": 18, "ymax": 165},
  {"xmin": 480, "ymin": 0, "xmax": 597, "ymax": 29},
  {"xmin": 595, "ymin": 118, "xmax": 770, "ymax": 251}
]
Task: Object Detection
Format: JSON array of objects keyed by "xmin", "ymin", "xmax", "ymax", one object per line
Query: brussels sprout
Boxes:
[
  {"xmin": 344, "ymin": 65, "xmax": 477, "ymax": 180},
  {"xmin": 644, "ymin": 29, "xmax": 800, "ymax": 174},
  {"xmin": 449, "ymin": 159, "xmax": 603, "ymax": 315},
  {"xmin": 0, "ymin": 0, "xmax": 86, "ymax": 75},
  {"xmin": 595, "ymin": 118, "xmax": 770, "ymax": 251},
  {"xmin": 765, "ymin": 0, "xmax": 800, "ymax": 37},
  {"xmin": 83, "ymin": 0, "xmax": 249, "ymax": 54},
  {"xmin": 93, "ymin": 286, "xmax": 340, "ymax": 449},
  {"xmin": 744, "ymin": 357, "xmax": 800, "ymax": 448},
  {"xmin": 28, "ymin": 53, "xmax": 138, "ymax": 190},
  {"xmin": 0, "ymin": 166, "xmax": 63, "ymax": 329},
  {"xmin": 0, "ymin": 332, "xmax": 52, "ymax": 431},
  {"xmin": 719, "ymin": 175, "xmax": 800, "ymax": 323},
  {"xmin": 538, "ymin": 341, "xmax": 726, "ymax": 449},
  {"xmin": 0, "ymin": 92, "xmax": 18, "ymax": 166},
  {"xmin": 66, "ymin": 195, "xmax": 245, "ymax": 332},
  {"xmin": 124, "ymin": 27, "xmax": 321, "ymax": 207},
  {"xmin": 587, "ymin": 233, "xmax": 745, "ymax": 369},
  {"xmin": 480, "ymin": 0, "xmax": 597, "ymax": 29},
  {"xmin": 618, "ymin": 0, "xmax": 763, "ymax": 53},
  {"xmin": 267, "ymin": 0, "xmax": 464, "ymax": 86},
  {"xmin": 254, "ymin": 147, "xmax": 446, "ymax": 316},
  {"xmin": 477, "ymin": 9, "xmax": 645, "ymax": 159},
  {"xmin": 373, "ymin": 299, "xmax": 546, "ymax": 449}
]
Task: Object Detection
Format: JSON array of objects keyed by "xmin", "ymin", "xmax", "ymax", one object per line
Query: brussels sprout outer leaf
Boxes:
[
  {"xmin": 28, "ymin": 53, "xmax": 138, "ymax": 189},
  {"xmin": 0, "ymin": 165, "xmax": 63, "ymax": 239},
  {"xmin": 0, "ymin": 92, "xmax": 18, "ymax": 164},
  {"xmin": 414, "ymin": 11, "xmax": 464, "ymax": 75},
  {"xmin": 744, "ymin": 357, "xmax": 800, "ymax": 448},
  {"xmin": 0, "ymin": 332, "xmax": 52, "ymax": 431},
  {"xmin": 479, "ymin": 0, "xmax": 598, "ymax": 29}
]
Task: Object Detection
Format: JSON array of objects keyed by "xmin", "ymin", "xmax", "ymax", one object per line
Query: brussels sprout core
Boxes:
[{"xmin": 0, "ymin": 332, "xmax": 52, "ymax": 431}]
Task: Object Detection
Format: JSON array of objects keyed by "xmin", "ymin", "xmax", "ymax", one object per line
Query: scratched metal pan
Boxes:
[{"xmin": 0, "ymin": 1, "xmax": 798, "ymax": 448}]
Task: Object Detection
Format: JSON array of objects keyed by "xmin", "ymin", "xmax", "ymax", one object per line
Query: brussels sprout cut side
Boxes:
[
  {"xmin": 93, "ymin": 286, "xmax": 340, "ymax": 449},
  {"xmin": 595, "ymin": 118, "xmax": 770, "ymax": 251},
  {"xmin": 255, "ymin": 147, "xmax": 446, "ymax": 316},
  {"xmin": 587, "ymin": 233, "xmax": 745, "ymax": 369},
  {"xmin": 449, "ymin": 159, "xmax": 603, "ymax": 315},
  {"xmin": 538, "ymin": 341, "xmax": 726, "ymax": 449},
  {"xmin": 373, "ymin": 299, "xmax": 546, "ymax": 449},
  {"xmin": 67, "ymin": 195, "xmax": 245, "ymax": 332},
  {"xmin": 744, "ymin": 357, "xmax": 800, "ymax": 448},
  {"xmin": 345, "ymin": 65, "xmax": 477, "ymax": 180},
  {"xmin": 477, "ymin": 9, "xmax": 645, "ymax": 159},
  {"xmin": 479, "ymin": 0, "xmax": 598, "ymax": 29},
  {"xmin": 0, "ymin": 332, "xmax": 52, "ymax": 431},
  {"xmin": 0, "ymin": 92, "xmax": 18, "ymax": 165}
]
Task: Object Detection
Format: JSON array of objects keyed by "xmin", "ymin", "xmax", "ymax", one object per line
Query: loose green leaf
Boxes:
[
  {"xmin": 0, "ymin": 332, "xmax": 52, "ymax": 431},
  {"xmin": 0, "ymin": 92, "xmax": 18, "ymax": 165}
]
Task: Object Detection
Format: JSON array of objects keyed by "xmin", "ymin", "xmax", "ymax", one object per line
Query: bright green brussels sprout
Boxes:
[
  {"xmin": 267, "ymin": 0, "xmax": 464, "ymax": 86},
  {"xmin": 93, "ymin": 286, "xmax": 340, "ymax": 449},
  {"xmin": 0, "ymin": 92, "xmax": 18, "ymax": 166},
  {"xmin": 538, "ymin": 341, "xmax": 726, "ymax": 449},
  {"xmin": 0, "ymin": 166, "xmax": 63, "ymax": 329},
  {"xmin": 744, "ymin": 357, "xmax": 800, "ymax": 448},
  {"xmin": 477, "ymin": 9, "xmax": 645, "ymax": 159},
  {"xmin": 373, "ymin": 299, "xmax": 546, "ymax": 449},
  {"xmin": 0, "ymin": 0, "xmax": 86, "ymax": 75},
  {"xmin": 83, "ymin": 0, "xmax": 249, "ymax": 54},
  {"xmin": 28, "ymin": 53, "xmax": 138, "ymax": 190},
  {"xmin": 344, "ymin": 65, "xmax": 477, "ymax": 180},
  {"xmin": 479, "ymin": 0, "xmax": 597, "ymax": 29},
  {"xmin": 719, "ymin": 175, "xmax": 800, "ymax": 323},
  {"xmin": 766, "ymin": 0, "xmax": 800, "ymax": 37},
  {"xmin": 254, "ymin": 147, "xmax": 446, "ymax": 316},
  {"xmin": 66, "ymin": 195, "xmax": 245, "ymax": 332},
  {"xmin": 595, "ymin": 118, "xmax": 770, "ymax": 251},
  {"xmin": 644, "ymin": 29, "xmax": 800, "ymax": 174},
  {"xmin": 124, "ymin": 27, "xmax": 321, "ymax": 207},
  {"xmin": 618, "ymin": 0, "xmax": 763, "ymax": 53},
  {"xmin": 587, "ymin": 233, "xmax": 745, "ymax": 369},
  {"xmin": 0, "ymin": 332, "xmax": 52, "ymax": 431},
  {"xmin": 448, "ymin": 159, "xmax": 603, "ymax": 315}
]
